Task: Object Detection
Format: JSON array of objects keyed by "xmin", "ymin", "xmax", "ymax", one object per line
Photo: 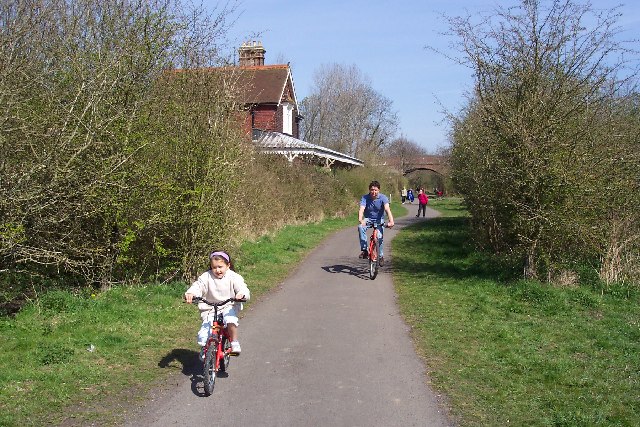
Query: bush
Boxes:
[{"xmin": 447, "ymin": 1, "xmax": 639, "ymax": 285}]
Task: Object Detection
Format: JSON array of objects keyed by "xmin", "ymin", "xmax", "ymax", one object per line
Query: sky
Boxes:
[{"xmin": 207, "ymin": 0, "xmax": 640, "ymax": 154}]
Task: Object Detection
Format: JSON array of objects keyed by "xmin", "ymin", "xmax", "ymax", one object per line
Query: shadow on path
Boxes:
[
  {"xmin": 321, "ymin": 263, "xmax": 371, "ymax": 280},
  {"xmin": 158, "ymin": 348, "xmax": 199, "ymax": 375},
  {"xmin": 159, "ymin": 348, "xmax": 232, "ymax": 397}
]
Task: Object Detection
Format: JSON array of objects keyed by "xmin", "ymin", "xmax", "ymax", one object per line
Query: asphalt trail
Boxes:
[{"xmin": 124, "ymin": 206, "xmax": 452, "ymax": 427}]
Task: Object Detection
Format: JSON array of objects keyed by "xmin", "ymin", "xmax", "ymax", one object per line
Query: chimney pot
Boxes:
[{"xmin": 239, "ymin": 41, "xmax": 266, "ymax": 67}]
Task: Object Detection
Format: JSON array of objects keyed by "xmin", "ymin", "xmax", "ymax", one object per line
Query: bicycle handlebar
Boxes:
[
  {"xmin": 365, "ymin": 220, "xmax": 386, "ymax": 227},
  {"xmin": 190, "ymin": 296, "xmax": 246, "ymax": 306}
]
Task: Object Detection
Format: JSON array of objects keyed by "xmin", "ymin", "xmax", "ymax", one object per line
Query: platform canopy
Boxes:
[{"xmin": 253, "ymin": 129, "xmax": 363, "ymax": 168}]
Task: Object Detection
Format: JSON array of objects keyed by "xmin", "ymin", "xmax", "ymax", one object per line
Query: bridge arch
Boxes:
[
  {"xmin": 403, "ymin": 167, "xmax": 444, "ymax": 176},
  {"xmin": 380, "ymin": 156, "xmax": 449, "ymax": 177}
]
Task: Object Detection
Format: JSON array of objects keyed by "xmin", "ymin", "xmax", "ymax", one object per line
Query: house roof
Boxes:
[{"xmin": 236, "ymin": 65, "xmax": 296, "ymax": 106}]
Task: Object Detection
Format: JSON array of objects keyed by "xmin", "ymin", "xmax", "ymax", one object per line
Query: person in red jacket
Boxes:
[{"xmin": 416, "ymin": 188, "xmax": 428, "ymax": 217}]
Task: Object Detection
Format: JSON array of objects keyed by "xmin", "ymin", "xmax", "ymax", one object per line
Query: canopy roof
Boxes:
[{"xmin": 253, "ymin": 130, "xmax": 363, "ymax": 168}]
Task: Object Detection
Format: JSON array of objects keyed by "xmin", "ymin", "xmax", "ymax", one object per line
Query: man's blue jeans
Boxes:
[{"xmin": 358, "ymin": 222, "xmax": 384, "ymax": 256}]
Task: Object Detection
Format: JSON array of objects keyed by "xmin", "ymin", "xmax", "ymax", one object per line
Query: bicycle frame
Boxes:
[
  {"xmin": 366, "ymin": 221, "xmax": 383, "ymax": 280},
  {"xmin": 202, "ymin": 310, "xmax": 229, "ymax": 370}
]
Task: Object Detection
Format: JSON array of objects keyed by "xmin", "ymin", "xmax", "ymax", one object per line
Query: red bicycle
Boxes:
[
  {"xmin": 190, "ymin": 296, "xmax": 244, "ymax": 396},
  {"xmin": 366, "ymin": 221, "xmax": 384, "ymax": 280}
]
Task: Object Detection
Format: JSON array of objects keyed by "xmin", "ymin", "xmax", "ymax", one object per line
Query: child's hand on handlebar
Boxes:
[
  {"xmin": 184, "ymin": 293, "xmax": 195, "ymax": 304},
  {"xmin": 235, "ymin": 293, "xmax": 246, "ymax": 301}
]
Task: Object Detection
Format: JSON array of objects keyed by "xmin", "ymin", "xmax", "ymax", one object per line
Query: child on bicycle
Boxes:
[
  {"xmin": 358, "ymin": 180, "xmax": 395, "ymax": 266},
  {"xmin": 185, "ymin": 250, "xmax": 250, "ymax": 358}
]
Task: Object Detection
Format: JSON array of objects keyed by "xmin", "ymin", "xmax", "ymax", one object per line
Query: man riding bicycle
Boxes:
[{"xmin": 358, "ymin": 180, "xmax": 394, "ymax": 266}]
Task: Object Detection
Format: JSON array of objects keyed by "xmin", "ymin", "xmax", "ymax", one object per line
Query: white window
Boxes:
[{"xmin": 282, "ymin": 102, "xmax": 293, "ymax": 135}]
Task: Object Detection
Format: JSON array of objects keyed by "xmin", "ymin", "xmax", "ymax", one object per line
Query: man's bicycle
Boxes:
[
  {"xmin": 190, "ymin": 296, "xmax": 244, "ymax": 396},
  {"xmin": 365, "ymin": 221, "xmax": 384, "ymax": 280}
]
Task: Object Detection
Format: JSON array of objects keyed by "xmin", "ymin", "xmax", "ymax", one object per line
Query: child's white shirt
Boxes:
[{"xmin": 186, "ymin": 269, "xmax": 250, "ymax": 321}]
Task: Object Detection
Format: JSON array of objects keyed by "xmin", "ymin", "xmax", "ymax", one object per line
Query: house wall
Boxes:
[
  {"xmin": 275, "ymin": 105, "xmax": 283, "ymax": 134},
  {"xmin": 282, "ymin": 104, "xmax": 300, "ymax": 139},
  {"xmin": 280, "ymin": 79, "xmax": 300, "ymax": 138},
  {"xmin": 293, "ymin": 109, "xmax": 300, "ymax": 138},
  {"xmin": 243, "ymin": 104, "xmax": 299, "ymax": 138},
  {"xmin": 242, "ymin": 75, "xmax": 301, "ymax": 138},
  {"xmin": 273, "ymin": 104, "xmax": 298, "ymax": 138},
  {"xmin": 243, "ymin": 104, "xmax": 278, "ymax": 135}
]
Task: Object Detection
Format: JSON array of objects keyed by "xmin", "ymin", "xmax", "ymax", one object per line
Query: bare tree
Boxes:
[
  {"xmin": 383, "ymin": 136, "xmax": 426, "ymax": 172},
  {"xmin": 300, "ymin": 63, "xmax": 398, "ymax": 158}
]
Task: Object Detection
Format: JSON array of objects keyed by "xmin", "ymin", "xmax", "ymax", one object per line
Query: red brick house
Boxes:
[
  {"xmin": 233, "ymin": 42, "xmax": 362, "ymax": 168},
  {"xmin": 235, "ymin": 42, "xmax": 301, "ymax": 138},
  {"xmin": 168, "ymin": 42, "xmax": 360, "ymax": 167}
]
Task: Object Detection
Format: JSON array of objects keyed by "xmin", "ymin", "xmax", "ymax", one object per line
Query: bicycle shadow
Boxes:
[
  {"xmin": 322, "ymin": 262, "xmax": 376, "ymax": 280},
  {"xmin": 158, "ymin": 348, "xmax": 229, "ymax": 397},
  {"xmin": 158, "ymin": 348, "xmax": 200, "ymax": 375}
]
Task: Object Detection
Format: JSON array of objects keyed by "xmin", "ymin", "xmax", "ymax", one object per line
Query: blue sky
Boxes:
[{"xmin": 211, "ymin": 0, "xmax": 640, "ymax": 153}]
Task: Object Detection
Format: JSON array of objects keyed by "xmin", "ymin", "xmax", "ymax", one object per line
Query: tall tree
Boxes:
[{"xmin": 299, "ymin": 63, "xmax": 398, "ymax": 158}]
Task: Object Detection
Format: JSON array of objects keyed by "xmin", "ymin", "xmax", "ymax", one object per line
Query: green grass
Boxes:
[
  {"xmin": 392, "ymin": 198, "xmax": 640, "ymax": 426},
  {"xmin": 0, "ymin": 284, "xmax": 193, "ymax": 426},
  {"xmin": 0, "ymin": 202, "xmax": 406, "ymax": 426}
]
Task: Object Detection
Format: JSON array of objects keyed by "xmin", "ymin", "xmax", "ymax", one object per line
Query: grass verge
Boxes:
[
  {"xmin": 392, "ymin": 198, "xmax": 639, "ymax": 426},
  {"xmin": 0, "ymin": 202, "xmax": 407, "ymax": 426}
]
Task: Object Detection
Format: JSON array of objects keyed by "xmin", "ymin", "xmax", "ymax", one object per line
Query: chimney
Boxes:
[{"xmin": 238, "ymin": 41, "xmax": 266, "ymax": 67}]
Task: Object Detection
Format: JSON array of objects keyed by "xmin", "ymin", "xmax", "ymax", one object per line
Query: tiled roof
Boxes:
[
  {"xmin": 236, "ymin": 65, "xmax": 291, "ymax": 105},
  {"xmin": 168, "ymin": 65, "xmax": 293, "ymax": 106}
]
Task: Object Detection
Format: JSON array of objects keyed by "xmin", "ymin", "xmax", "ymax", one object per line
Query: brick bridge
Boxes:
[{"xmin": 379, "ymin": 155, "xmax": 448, "ymax": 176}]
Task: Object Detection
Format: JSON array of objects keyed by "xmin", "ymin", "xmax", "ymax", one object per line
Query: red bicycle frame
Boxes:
[
  {"xmin": 366, "ymin": 221, "xmax": 383, "ymax": 279},
  {"xmin": 368, "ymin": 226, "xmax": 380, "ymax": 261},
  {"xmin": 203, "ymin": 314, "xmax": 228, "ymax": 370}
]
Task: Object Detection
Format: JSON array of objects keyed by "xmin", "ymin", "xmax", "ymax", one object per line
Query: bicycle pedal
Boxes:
[{"xmin": 230, "ymin": 351, "xmax": 240, "ymax": 357}]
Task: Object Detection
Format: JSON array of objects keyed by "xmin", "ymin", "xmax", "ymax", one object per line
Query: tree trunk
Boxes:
[{"xmin": 524, "ymin": 244, "xmax": 538, "ymax": 280}]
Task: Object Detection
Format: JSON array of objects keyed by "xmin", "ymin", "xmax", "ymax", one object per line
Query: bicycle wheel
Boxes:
[
  {"xmin": 219, "ymin": 336, "xmax": 231, "ymax": 372},
  {"xmin": 369, "ymin": 236, "xmax": 379, "ymax": 280},
  {"xmin": 202, "ymin": 344, "xmax": 217, "ymax": 396}
]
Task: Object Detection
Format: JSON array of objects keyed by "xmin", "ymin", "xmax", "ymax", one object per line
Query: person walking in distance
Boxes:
[
  {"xmin": 416, "ymin": 188, "xmax": 428, "ymax": 217},
  {"xmin": 358, "ymin": 181, "xmax": 395, "ymax": 267}
]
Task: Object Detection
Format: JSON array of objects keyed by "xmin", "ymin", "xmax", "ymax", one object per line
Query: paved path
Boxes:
[{"xmin": 124, "ymin": 206, "xmax": 451, "ymax": 427}]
